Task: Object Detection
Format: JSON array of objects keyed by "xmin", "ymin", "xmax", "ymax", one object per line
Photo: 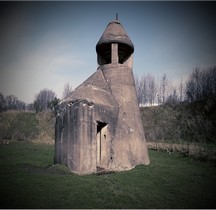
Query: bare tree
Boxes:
[
  {"xmin": 166, "ymin": 89, "xmax": 179, "ymax": 106},
  {"xmin": 0, "ymin": 93, "xmax": 27, "ymax": 111},
  {"xmin": 185, "ymin": 66, "xmax": 216, "ymax": 103},
  {"xmin": 62, "ymin": 83, "xmax": 73, "ymax": 99},
  {"xmin": 135, "ymin": 74, "xmax": 158, "ymax": 106},
  {"xmin": 16, "ymin": 100, "xmax": 26, "ymax": 110},
  {"xmin": 194, "ymin": 68, "xmax": 202, "ymax": 101},
  {"xmin": 179, "ymin": 77, "xmax": 184, "ymax": 102},
  {"xmin": 140, "ymin": 75, "xmax": 148, "ymax": 106},
  {"xmin": 135, "ymin": 75, "xmax": 147, "ymax": 106},
  {"xmin": 5, "ymin": 95, "xmax": 19, "ymax": 110},
  {"xmin": 147, "ymin": 74, "xmax": 157, "ymax": 106},
  {"xmin": 161, "ymin": 73, "xmax": 169, "ymax": 104},
  {"xmin": 136, "ymin": 72, "xmax": 182, "ymax": 106},
  {"xmin": 0, "ymin": 92, "xmax": 6, "ymax": 112},
  {"xmin": 135, "ymin": 75, "xmax": 142, "ymax": 106},
  {"xmin": 156, "ymin": 76, "xmax": 162, "ymax": 105},
  {"xmin": 212, "ymin": 66, "xmax": 216, "ymax": 96},
  {"xmin": 34, "ymin": 89, "xmax": 56, "ymax": 112},
  {"xmin": 201, "ymin": 66, "xmax": 216, "ymax": 99},
  {"xmin": 186, "ymin": 67, "xmax": 202, "ymax": 103}
]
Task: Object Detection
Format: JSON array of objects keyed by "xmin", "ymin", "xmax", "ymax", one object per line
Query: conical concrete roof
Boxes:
[{"xmin": 96, "ymin": 20, "xmax": 134, "ymax": 52}]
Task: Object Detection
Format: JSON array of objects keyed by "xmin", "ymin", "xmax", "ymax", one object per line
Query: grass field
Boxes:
[{"xmin": 0, "ymin": 141, "xmax": 216, "ymax": 209}]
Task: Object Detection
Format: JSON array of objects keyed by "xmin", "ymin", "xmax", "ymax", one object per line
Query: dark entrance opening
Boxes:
[
  {"xmin": 96, "ymin": 121, "xmax": 108, "ymax": 168},
  {"xmin": 97, "ymin": 121, "xmax": 107, "ymax": 133}
]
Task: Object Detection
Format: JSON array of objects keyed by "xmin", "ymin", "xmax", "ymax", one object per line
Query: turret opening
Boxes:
[
  {"xmin": 118, "ymin": 43, "xmax": 134, "ymax": 64},
  {"xmin": 97, "ymin": 43, "xmax": 111, "ymax": 65},
  {"xmin": 97, "ymin": 42, "xmax": 133, "ymax": 65}
]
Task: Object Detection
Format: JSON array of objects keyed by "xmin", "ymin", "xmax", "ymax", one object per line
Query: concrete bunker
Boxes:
[{"xmin": 55, "ymin": 18, "xmax": 150, "ymax": 174}]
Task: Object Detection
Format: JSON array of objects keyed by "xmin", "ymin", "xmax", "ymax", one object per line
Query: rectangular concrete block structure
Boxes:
[{"xmin": 55, "ymin": 18, "xmax": 150, "ymax": 174}]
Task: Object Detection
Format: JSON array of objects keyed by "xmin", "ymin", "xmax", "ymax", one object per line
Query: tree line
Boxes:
[
  {"xmin": 0, "ymin": 66, "xmax": 215, "ymax": 112},
  {"xmin": 185, "ymin": 66, "xmax": 216, "ymax": 103},
  {"xmin": 0, "ymin": 83, "xmax": 73, "ymax": 113},
  {"xmin": 135, "ymin": 65, "xmax": 216, "ymax": 107},
  {"xmin": 135, "ymin": 72, "xmax": 184, "ymax": 107},
  {"xmin": 33, "ymin": 83, "xmax": 73, "ymax": 112},
  {"xmin": 0, "ymin": 93, "xmax": 27, "ymax": 112}
]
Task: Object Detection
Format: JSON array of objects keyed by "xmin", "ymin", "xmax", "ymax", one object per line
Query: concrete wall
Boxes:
[
  {"xmin": 101, "ymin": 63, "xmax": 150, "ymax": 171},
  {"xmin": 55, "ymin": 98, "xmax": 118, "ymax": 174},
  {"xmin": 55, "ymin": 61, "xmax": 150, "ymax": 174}
]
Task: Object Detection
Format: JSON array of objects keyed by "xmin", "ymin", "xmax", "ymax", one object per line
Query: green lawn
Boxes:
[{"xmin": 0, "ymin": 141, "xmax": 216, "ymax": 209}]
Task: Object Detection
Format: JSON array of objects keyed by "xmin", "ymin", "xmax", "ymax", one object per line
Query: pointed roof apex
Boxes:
[
  {"xmin": 96, "ymin": 19, "xmax": 134, "ymax": 52},
  {"xmin": 116, "ymin": 13, "xmax": 118, "ymax": 21}
]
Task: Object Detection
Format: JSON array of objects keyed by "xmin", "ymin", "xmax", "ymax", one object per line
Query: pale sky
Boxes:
[{"xmin": 0, "ymin": 1, "xmax": 216, "ymax": 103}]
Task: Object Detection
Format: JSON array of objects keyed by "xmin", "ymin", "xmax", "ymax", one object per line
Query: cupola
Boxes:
[{"xmin": 96, "ymin": 18, "xmax": 134, "ymax": 65}]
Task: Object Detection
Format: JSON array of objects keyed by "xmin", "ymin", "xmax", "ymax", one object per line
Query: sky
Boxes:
[{"xmin": 0, "ymin": 1, "xmax": 216, "ymax": 103}]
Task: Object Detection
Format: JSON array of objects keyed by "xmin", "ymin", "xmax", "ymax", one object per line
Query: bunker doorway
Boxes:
[{"xmin": 96, "ymin": 121, "xmax": 108, "ymax": 168}]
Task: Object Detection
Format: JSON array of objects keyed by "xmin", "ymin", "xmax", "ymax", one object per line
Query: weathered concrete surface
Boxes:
[{"xmin": 55, "ymin": 19, "xmax": 150, "ymax": 174}]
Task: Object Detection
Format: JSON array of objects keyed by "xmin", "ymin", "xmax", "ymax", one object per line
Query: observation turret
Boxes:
[
  {"xmin": 55, "ymin": 16, "xmax": 150, "ymax": 175},
  {"xmin": 96, "ymin": 18, "xmax": 134, "ymax": 65}
]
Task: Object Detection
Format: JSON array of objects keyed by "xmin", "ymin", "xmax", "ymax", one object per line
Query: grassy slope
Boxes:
[
  {"xmin": 141, "ymin": 98, "xmax": 216, "ymax": 144},
  {"xmin": 0, "ymin": 111, "xmax": 38, "ymax": 141},
  {"xmin": 0, "ymin": 142, "xmax": 216, "ymax": 209},
  {"xmin": 0, "ymin": 111, "xmax": 55, "ymax": 143},
  {"xmin": 1, "ymin": 98, "xmax": 215, "ymax": 145}
]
